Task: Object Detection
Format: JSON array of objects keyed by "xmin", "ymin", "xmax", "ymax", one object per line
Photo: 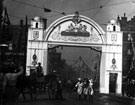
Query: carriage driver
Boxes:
[{"xmin": 36, "ymin": 62, "xmax": 43, "ymax": 77}]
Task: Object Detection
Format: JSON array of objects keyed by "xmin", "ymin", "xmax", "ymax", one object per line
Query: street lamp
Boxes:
[
  {"xmin": 0, "ymin": 44, "xmax": 8, "ymax": 71},
  {"xmin": 0, "ymin": 44, "xmax": 8, "ymax": 47}
]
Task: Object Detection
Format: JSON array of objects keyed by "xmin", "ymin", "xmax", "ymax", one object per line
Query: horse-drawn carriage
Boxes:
[{"xmin": 17, "ymin": 73, "xmax": 61, "ymax": 100}]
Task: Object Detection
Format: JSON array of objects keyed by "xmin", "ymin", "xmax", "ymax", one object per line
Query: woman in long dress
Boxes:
[{"xmin": 75, "ymin": 78, "xmax": 83, "ymax": 100}]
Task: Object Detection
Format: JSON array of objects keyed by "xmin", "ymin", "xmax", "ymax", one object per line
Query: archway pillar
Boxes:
[
  {"xmin": 100, "ymin": 44, "xmax": 122, "ymax": 94},
  {"xmin": 100, "ymin": 46, "xmax": 110, "ymax": 93},
  {"xmin": 42, "ymin": 42, "xmax": 48, "ymax": 75},
  {"xmin": 100, "ymin": 49, "xmax": 107, "ymax": 93}
]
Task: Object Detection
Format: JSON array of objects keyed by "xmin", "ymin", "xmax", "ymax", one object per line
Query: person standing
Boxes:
[
  {"xmin": 55, "ymin": 76, "xmax": 63, "ymax": 100},
  {"xmin": 83, "ymin": 78, "xmax": 89, "ymax": 100},
  {"xmin": 75, "ymin": 78, "xmax": 83, "ymax": 100},
  {"xmin": 88, "ymin": 79, "xmax": 94, "ymax": 103},
  {"xmin": 3, "ymin": 64, "xmax": 24, "ymax": 105}
]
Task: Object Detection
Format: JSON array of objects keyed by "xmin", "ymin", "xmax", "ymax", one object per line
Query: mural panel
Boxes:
[{"xmin": 47, "ymin": 13, "xmax": 103, "ymax": 44}]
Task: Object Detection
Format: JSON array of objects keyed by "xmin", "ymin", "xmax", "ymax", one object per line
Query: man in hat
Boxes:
[{"xmin": 36, "ymin": 62, "xmax": 43, "ymax": 77}]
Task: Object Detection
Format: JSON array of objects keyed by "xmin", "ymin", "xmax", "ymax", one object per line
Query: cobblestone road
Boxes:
[{"xmin": 17, "ymin": 90, "xmax": 135, "ymax": 105}]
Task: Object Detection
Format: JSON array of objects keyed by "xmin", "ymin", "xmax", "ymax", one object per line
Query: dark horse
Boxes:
[
  {"xmin": 16, "ymin": 73, "xmax": 59, "ymax": 100},
  {"xmin": 44, "ymin": 74, "xmax": 58, "ymax": 99},
  {"xmin": 17, "ymin": 71, "xmax": 49, "ymax": 100},
  {"xmin": 16, "ymin": 74, "xmax": 36, "ymax": 100}
]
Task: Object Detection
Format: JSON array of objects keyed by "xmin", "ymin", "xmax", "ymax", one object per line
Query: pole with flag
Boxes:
[
  {"xmin": 2, "ymin": 7, "xmax": 10, "ymax": 42},
  {"xmin": 0, "ymin": 7, "xmax": 10, "ymax": 71},
  {"xmin": 2, "ymin": 7, "xmax": 10, "ymax": 25}
]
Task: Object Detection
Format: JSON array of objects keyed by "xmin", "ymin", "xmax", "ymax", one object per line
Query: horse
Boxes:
[
  {"xmin": 16, "ymin": 74, "xmax": 36, "ymax": 100},
  {"xmin": 16, "ymin": 71, "xmax": 50, "ymax": 100},
  {"xmin": 44, "ymin": 74, "xmax": 58, "ymax": 99},
  {"xmin": 16, "ymin": 72, "xmax": 63, "ymax": 100}
]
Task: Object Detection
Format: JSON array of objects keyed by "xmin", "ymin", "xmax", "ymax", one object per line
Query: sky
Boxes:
[
  {"xmin": 4, "ymin": 0, "xmax": 135, "ymax": 31},
  {"xmin": 3, "ymin": 0, "xmax": 135, "ymax": 71}
]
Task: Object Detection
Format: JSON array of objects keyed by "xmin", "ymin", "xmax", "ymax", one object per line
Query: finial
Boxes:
[
  {"xmin": 73, "ymin": 11, "xmax": 81, "ymax": 24},
  {"xmin": 117, "ymin": 15, "xmax": 120, "ymax": 20},
  {"xmin": 75, "ymin": 11, "xmax": 79, "ymax": 15},
  {"xmin": 124, "ymin": 13, "xmax": 126, "ymax": 17}
]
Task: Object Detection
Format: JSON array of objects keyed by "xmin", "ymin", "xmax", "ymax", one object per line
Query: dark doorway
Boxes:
[{"xmin": 109, "ymin": 73, "xmax": 118, "ymax": 93}]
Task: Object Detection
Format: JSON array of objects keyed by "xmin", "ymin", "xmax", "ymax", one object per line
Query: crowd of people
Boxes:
[
  {"xmin": 0, "ymin": 61, "xmax": 45, "ymax": 105},
  {"xmin": 0, "ymin": 63, "xmax": 95, "ymax": 104},
  {"xmin": 74, "ymin": 78, "xmax": 94, "ymax": 102},
  {"xmin": 0, "ymin": 62, "xmax": 64, "ymax": 105}
]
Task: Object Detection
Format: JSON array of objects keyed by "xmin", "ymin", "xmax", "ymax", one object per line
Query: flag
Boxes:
[
  {"xmin": 43, "ymin": 8, "xmax": 52, "ymax": 12},
  {"xmin": 1, "ymin": 7, "xmax": 11, "ymax": 41},
  {"xmin": 2, "ymin": 7, "xmax": 10, "ymax": 25}
]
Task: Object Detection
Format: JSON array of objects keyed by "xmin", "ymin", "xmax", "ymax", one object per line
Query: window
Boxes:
[
  {"xmin": 113, "ymin": 26, "xmax": 116, "ymax": 31},
  {"xmin": 36, "ymin": 22, "xmax": 38, "ymax": 28}
]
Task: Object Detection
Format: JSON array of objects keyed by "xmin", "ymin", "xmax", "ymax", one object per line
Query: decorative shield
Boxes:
[{"xmin": 33, "ymin": 31, "xmax": 39, "ymax": 40}]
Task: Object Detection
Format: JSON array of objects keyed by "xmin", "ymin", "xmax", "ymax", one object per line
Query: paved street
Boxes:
[{"xmin": 16, "ymin": 90, "xmax": 135, "ymax": 105}]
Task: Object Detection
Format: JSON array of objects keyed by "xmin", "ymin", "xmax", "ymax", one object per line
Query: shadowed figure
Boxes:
[
  {"xmin": 55, "ymin": 76, "xmax": 63, "ymax": 100},
  {"xmin": 16, "ymin": 75, "xmax": 35, "ymax": 100},
  {"xmin": 3, "ymin": 64, "xmax": 24, "ymax": 105},
  {"xmin": 45, "ymin": 74, "xmax": 57, "ymax": 99}
]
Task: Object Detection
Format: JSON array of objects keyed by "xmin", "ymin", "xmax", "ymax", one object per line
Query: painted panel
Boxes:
[
  {"xmin": 48, "ymin": 21, "xmax": 103, "ymax": 44},
  {"xmin": 105, "ymin": 52, "xmax": 122, "ymax": 71}
]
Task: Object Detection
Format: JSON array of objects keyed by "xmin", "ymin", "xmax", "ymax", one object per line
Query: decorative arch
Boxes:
[
  {"xmin": 26, "ymin": 13, "xmax": 123, "ymax": 95},
  {"xmin": 44, "ymin": 13, "xmax": 106, "ymax": 46}
]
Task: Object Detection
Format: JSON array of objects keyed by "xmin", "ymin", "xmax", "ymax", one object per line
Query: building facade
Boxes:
[{"xmin": 118, "ymin": 13, "xmax": 135, "ymax": 78}]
